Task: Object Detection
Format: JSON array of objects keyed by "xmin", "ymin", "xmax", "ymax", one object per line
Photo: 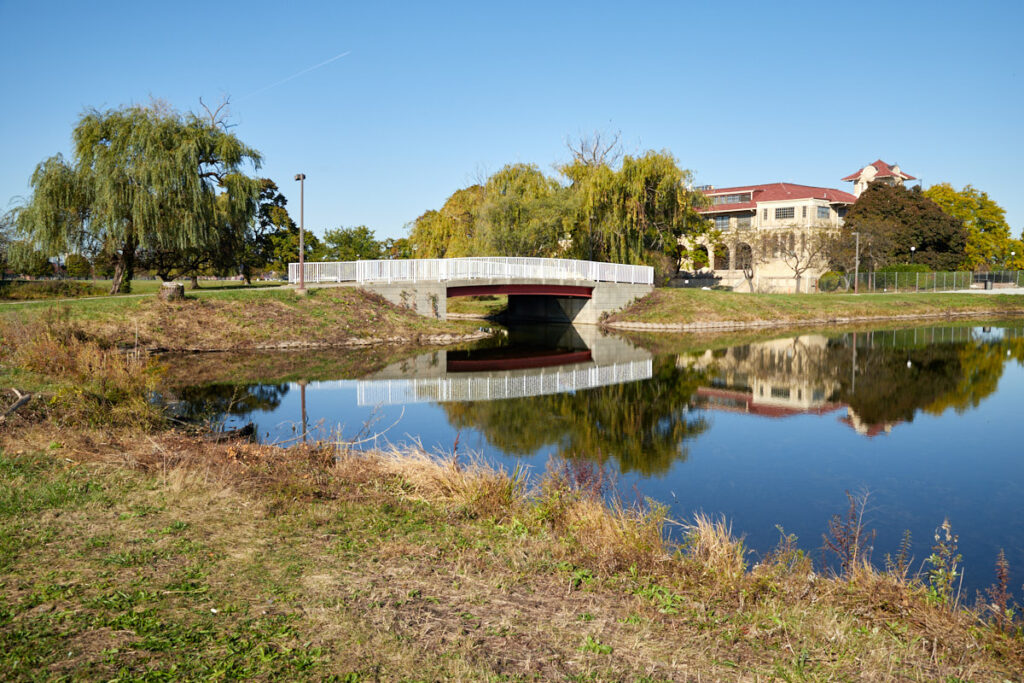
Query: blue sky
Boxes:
[{"xmin": 2, "ymin": 0, "xmax": 1022, "ymax": 240}]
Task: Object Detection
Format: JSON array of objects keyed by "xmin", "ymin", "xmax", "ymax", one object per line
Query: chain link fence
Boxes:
[{"xmin": 819, "ymin": 270, "xmax": 1023, "ymax": 293}]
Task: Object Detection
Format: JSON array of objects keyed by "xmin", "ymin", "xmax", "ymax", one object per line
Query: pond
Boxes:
[{"xmin": 161, "ymin": 320, "xmax": 1024, "ymax": 598}]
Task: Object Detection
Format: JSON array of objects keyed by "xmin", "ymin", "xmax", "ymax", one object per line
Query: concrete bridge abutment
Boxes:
[
  {"xmin": 364, "ymin": 281, "xmax": 448, "ymax": 320},
  {"xmin": 361, "ymin": 278, "xmax": 651, "ymax": 324}
]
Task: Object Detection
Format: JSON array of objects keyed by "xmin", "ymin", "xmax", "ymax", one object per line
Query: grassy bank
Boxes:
[
  {"xmin": 0, "ymin": 286, "xmax": 484, "ymax": 353},
  {"xmin": 0, "ymin": 278, "xmax": 281, "ymax": 302},
  {"xmin": 2, "ymin": 297, "xmax": 1022, "ymax": 680},
  {"xmin": 606, "ymin": 288, "xmax": 1024, "ymax": 329},
  {"xmin": 447, "ymin": 294, "xmax": 508, "ymax": 318},
  {"xmin": 1, "ymin": 425, "xmax": 1022, "ymax": 681}
]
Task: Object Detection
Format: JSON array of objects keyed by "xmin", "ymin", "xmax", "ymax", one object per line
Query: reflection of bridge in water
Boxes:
[
  {"xmin": 356, "ymin": 324, "xmax": 653, "ymax": 406},
  {"xmin": 357, "ymin": 360, "xmax": 653, "ymax": 406}
]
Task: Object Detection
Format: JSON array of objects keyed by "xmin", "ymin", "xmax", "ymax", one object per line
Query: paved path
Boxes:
[{"xmin": 939, "ymin": 287, "xmax": 1024, "ymax": 295}]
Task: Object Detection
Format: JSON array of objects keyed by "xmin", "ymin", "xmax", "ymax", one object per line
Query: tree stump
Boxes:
[{"xmin": 158, "ymin": 282, "xmax": 185, "ymax": 301}]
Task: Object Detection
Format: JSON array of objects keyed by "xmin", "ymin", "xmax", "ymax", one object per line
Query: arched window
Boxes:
[
  {"xmin": 735, "ymin": 243, "xmax": 753, "ymax": 270},
  {"xmin": 713, "ymin": 244, "xmax": 730, "ymax": 270}
]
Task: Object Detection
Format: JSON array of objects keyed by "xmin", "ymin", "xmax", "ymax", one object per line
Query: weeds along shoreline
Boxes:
[
  {"xmin": 2, "ymin": 425, "xmax": 1023, "ymax": 679},
  {"xmin": 2, "ymin": 307, "xmax": 1023, "ymax": 679}
]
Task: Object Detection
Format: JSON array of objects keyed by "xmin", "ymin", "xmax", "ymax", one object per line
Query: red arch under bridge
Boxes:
[{"xmin": 446, "ymin": 284, "xmax": 593, "ymax": 299}]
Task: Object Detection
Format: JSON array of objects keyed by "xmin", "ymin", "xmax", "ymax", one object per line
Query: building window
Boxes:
[
  {"xmin": 775, "ymin": 207, "xmax": 795, "ymax": 220},
  {"xmin": 802, "ymin": 206, "xmax": 807, "ymax": 218},
  {"xmin": 714, "ymin": 215, "xmax": 730, "ymax": 230},
  {"xmin": 736, "ymin": 215, "xmax": 752, "ymax": 230},
  {"xmin": 712, "ymin": 192, "xmax": 752, "ymax": 205},
  {"xmin": 770, "ymin": 386, "xmax": 791, "ymax": 399},
  {"xmin": 837, "ymin": 207, "xmax": 847, "ymax": 218},
  {"xmin": 763, "ymin": 209, "xmax": 768, "ymax": 220},
  {"xmin": 817, "ymin": 206, "xmax": 830, "ymax": 220}
]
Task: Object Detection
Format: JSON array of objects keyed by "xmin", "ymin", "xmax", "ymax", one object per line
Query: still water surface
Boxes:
[{"xmin": 166, "ymin": 321, "xmax": 1024, "ymax": 597}]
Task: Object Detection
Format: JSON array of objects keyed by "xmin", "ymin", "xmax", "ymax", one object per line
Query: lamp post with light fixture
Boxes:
[
  {"xmin": 910, "ymin": 245, "xmax": 916, "ymax": 264},
  {"xmin": 294, "ymin": 173, "xmax": 306, "ymax": 293}
]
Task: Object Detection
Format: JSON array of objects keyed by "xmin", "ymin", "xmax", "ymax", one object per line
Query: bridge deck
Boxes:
[{"xmin": 289, "ymin": 257, "xmax": 653, "ymax": 286}]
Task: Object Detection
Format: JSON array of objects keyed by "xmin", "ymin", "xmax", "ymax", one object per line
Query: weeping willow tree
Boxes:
[
  {"xmin": 560, "ymin": 150, "xmax": 710, "ymax": 279},
  {"xmin": 408, "ymin": 185, "xmax": 485, "ymax": 258},
  {"xmin": 474, "ymin": 164, "xmax": 573, "ymax": 257},
  {"xmin": 14, "ymin": 102, "xmax": 261, "ymax": 293},
  {"xmin": 407, "ymin": 145, "xmax": 709, "ymax": 277}
]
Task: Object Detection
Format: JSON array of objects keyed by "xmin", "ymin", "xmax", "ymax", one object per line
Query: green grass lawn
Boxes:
[
  {"xmin": 608, "ymin": 288, "xmax": 1024, "ymax": 325},
  {"xmin": 446, "ymin": 294, "xmax": 508, "ymax": 317}
]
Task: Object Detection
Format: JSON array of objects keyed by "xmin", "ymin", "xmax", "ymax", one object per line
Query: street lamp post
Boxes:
[
  {"xmin": 853, "ymin": 232, "xmax": 860, "ymax": 294},
  {"xmin": 294, "ymin": 173, "xmax": 306, "ymax": 293},
  {"xmin": 910, "ymin": 246, "xmax": 916, "ymax": 264}
]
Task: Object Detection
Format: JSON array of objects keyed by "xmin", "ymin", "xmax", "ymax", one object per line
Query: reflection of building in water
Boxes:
[
  {"xmin": 680, "ymin": 335, "xmax": 846, "ymax": 418},
  {"xmin": 840, "ymin": 409, "xmax": 897, "ymax": 437},
  {"xmin": 357, "ymin": 324, "xmax": 654, "ymax": 406}
]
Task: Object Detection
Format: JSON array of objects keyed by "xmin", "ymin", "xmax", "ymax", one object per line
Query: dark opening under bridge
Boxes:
[{"xmin": 288, "ymin": 257, "xmax": 654, "ymax": 324}]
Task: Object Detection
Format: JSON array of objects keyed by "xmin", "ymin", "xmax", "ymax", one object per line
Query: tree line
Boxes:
[
  {"xmin": 408, "ymin": 135, "xmax": 711, "ymax": 283},
  {"xmin": 5, "ymin": 102, "xmax": 1022, "ymax": 294},
  {"xmin": 831, "ymin": 182, "xmax": 1024, "ymax": 275}
]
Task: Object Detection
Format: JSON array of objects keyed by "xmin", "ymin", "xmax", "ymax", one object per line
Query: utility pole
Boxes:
[
  {"xmin": 294, "ymin": 173, "xmax": 306, "ymax": 294},
  {"xmin": 853, "ymin": 232, "xmax": 860, "ymax": 294}
]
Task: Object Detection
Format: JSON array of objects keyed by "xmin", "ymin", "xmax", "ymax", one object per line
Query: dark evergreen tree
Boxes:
[{"xmin": 838, "ymin": 184, "xmax": 968, "ymax": 272}]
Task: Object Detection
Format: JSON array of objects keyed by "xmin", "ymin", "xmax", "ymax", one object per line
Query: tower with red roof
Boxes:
[{"xmin": 842, "ymin": 160, "xmax": 916, "ymax": 197}]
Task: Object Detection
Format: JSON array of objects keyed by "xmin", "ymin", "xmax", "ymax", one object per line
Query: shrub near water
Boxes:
[{"xmin": 0, "ymin": 316, "xmax": 163, "ymax": 428}]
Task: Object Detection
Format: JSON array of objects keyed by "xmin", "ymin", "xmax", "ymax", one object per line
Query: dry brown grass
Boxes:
[
  {"xmin": 0, "ymin": 316, "xmax": 163, "ymax": 428},
  {"xmin": 1, "ymin": 286, "xmax": 483, "ymax": 352},
  {"xmin": 3, "ymin": 424, "xmax": 1022, "ymax": 681},
  {"xmin": 681, "ymin": 512, "xmax": 748, "ymax": 586}
]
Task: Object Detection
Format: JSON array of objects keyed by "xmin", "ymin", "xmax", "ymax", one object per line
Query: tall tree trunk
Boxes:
[
  {"xmin": 110, "ymin": 234, "xmax": 136, "ymax": 295},
  {"xmin": 189, "ymin": 275, "xmax": 200, "ymax": 289}
]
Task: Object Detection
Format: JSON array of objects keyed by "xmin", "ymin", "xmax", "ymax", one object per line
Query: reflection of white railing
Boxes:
[
  {"xmin": 288, "ymin": 257, "xmax": 654, "ymax": 286},
  {"xmin": 356, "ymin": 359, "xmax": 654, "ymax": 406}
]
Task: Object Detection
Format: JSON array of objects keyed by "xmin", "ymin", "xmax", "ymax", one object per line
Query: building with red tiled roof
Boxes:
[
  {"xmin": 842, "ymin": 160, "xmax": 916, "ymax": 197},
  {"xmin": 688, "ymin": 182, "xmax": 856, "ymax": 291},
  {"xmin": 684, "ymin": 161, "xmax": 915, "ymax": 292}
]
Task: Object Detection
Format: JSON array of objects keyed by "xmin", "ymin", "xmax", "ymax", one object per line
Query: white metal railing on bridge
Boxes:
[
  {"xmin": 287, "ymin": 261, "xmax": 359, "ymax": 284},
  {"xmin": 356, "ymin": 359, "xmax": 653, "ymax": 406},
  {"xmin": 288, "ymin": 257, "xmax": 654, "ymax": 286}
]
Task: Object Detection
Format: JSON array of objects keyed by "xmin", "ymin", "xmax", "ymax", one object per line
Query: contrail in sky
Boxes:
[{"xmin": 239, "ymin": 50, "xmax": 352, "ymax": 100}]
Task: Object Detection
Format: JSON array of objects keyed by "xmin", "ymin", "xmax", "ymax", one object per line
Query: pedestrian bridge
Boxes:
[{"xmin": 288, "ymin": 257, "xmax": 654, "ymax": 324}]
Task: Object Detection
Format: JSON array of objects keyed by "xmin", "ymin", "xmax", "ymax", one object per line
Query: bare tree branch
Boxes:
[
  {"xmin": 199, "ymin": 96, "xmax": 235, "ymax": 130},
  {"xmin": 566, "ymin": 129, "xmax": 623, "ymax": 167}
]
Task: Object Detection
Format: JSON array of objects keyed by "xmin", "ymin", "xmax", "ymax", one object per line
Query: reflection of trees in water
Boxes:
[
  {"xmin": 174, "ymin": 384, "xmax": 290, "ymax": 423},
  {"xmin": 923, "ymin": 337, "xmax": 1024, "ymax": 416},
  {"xmin": 825, "ymin": 332, "xmax": 1024, "ymax": 426},
  {"xmin": 442, "ymin": 358, "xmax": 709, "ymax": 476}
]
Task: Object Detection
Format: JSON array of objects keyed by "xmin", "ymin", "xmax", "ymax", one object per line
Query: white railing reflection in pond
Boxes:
[
  {"xmin": 356, "ymin": 359, "xmax": 653, "ymax": 406},
  {"xmin": 289, "ymin": 257, "xmax": 654, "ymax": 286}
]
